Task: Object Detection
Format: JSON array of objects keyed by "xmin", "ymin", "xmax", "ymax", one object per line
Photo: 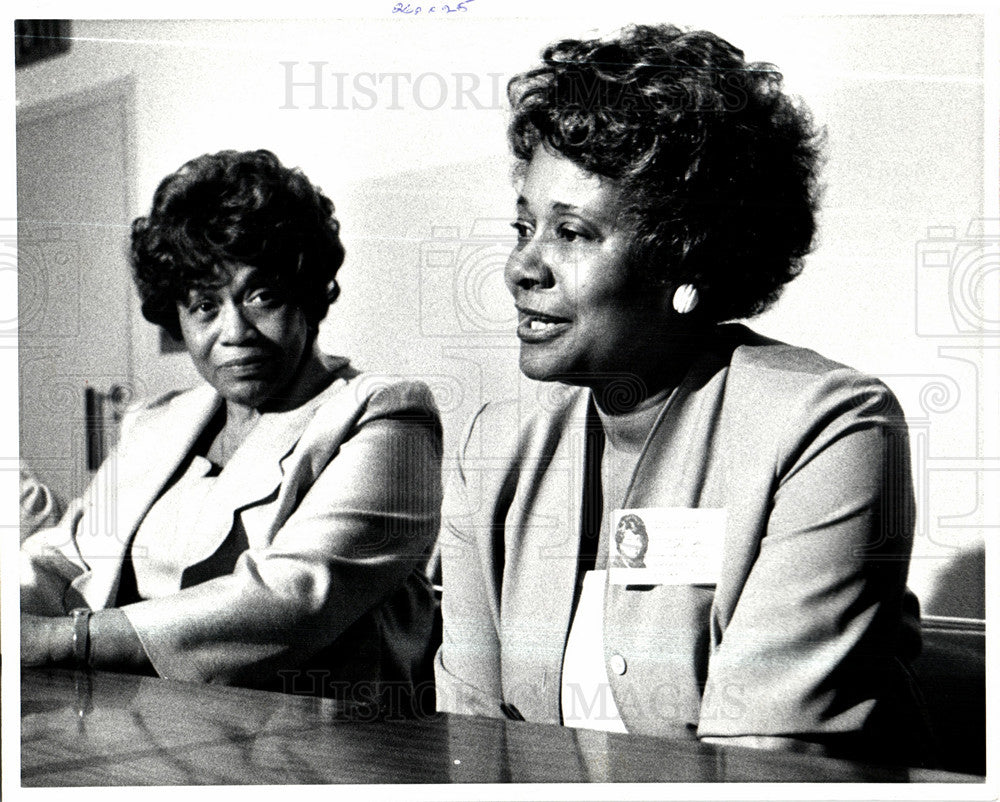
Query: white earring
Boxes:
[{"xmin": 672, "ymin": 284, "xmax": 699, "ymax": 315}]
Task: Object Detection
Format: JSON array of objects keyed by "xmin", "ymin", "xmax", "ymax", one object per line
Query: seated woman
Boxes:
[
  {"xmin": 435, "ymin": 25, "xmax": 932, "ymax": 763},
  {"xmin": 21, "ymin": 149, "xmax": 442, "ymax": 712}
]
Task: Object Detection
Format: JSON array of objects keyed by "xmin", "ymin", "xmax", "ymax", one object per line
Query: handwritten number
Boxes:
[{"xmin": 394, "ymin": 0, "xmax": 472, "ymax": 13}]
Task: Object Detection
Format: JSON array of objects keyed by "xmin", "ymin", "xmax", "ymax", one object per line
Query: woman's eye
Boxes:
[
  {"xmin": 510, "ymin": 221, "xmax": 532, "ymax": 240},
  {"xmin": 245, "ymin": 289, "xmax": 279, "ymax": 308},
  {"xmin": 189, "ymin": 300, "xmax": 216, "ymax": 316},
  {"xmin": 556, "ymin": 224, "xmax": 588, "ymax": 243}
]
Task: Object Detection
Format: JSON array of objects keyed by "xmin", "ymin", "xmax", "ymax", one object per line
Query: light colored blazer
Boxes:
[
  {"xmin": 436, "ymin": 325, "xmax": 929, "ymax": 762},
  {"xmin": 22, "ymin": 356, "xmax": 443, "ymax": 700}
]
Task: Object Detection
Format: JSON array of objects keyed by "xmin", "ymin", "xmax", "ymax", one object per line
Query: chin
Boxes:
[
  {"xmin": 220, "ymin": 382, "xmax": 277, "ymax": 409},
  {"xmin": 518, "ymin": 348, "xmax": 576, "ymax": 384},
  {"xmin": 518, "ymin": 362, "xmax": 546, "ymax": 382},
  {"xmin": 519, "ymin": 355, "xmax": 560, "ymax": 384}
]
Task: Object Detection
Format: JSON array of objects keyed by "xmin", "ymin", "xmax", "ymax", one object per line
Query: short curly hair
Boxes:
[
  {"xmin": 507, "ymin": 24, "xmax": 824, "ymax": 322},
  {"xmin": 130, "ymin": 149, "xmax": 345, "ymax": 340}
]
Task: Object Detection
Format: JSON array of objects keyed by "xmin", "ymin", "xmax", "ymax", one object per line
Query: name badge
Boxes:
[{"xmin": 608, "ymin": 507, "xmax": 726, "ymax": 586}]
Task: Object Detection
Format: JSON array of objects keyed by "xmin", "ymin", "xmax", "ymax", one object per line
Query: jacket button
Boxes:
[{"xmin": 610, "ymin": 654, "xmax": 627, "ymax": 675}]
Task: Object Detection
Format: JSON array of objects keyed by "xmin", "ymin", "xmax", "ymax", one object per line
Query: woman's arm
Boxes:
[
  {"xmin": 27, "ymin": 381, "xmax": 443, "ymax": 686},
  {"xmin": 20, "ymin": 400, "xmax": 152, "ymax": 619},
  {"xmin": 696, "ymin": 372, "xmax": 924, "ymax": 760},
  {"xmin": 21, "ymin": 610, "xmax": 151, "ymax": 672},
  {"xmin": 119, "ymin": 381, "xmax": 442, "ymax": 686}
]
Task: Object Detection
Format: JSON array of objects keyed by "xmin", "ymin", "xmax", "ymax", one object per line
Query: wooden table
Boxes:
[{"xmin": 21, "ymin": 668, "xmax": 979, "ymax": 786}]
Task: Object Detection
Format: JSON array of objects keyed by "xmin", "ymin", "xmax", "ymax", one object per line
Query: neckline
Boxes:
[{"xmin": 594, "ymin": 385, "xmax": 676, "ymax": 453}]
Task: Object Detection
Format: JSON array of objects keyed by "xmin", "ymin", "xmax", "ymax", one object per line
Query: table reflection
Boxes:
[{"xmin": 22, "ymin": 668, "xmax": 976, "ymax": 786}]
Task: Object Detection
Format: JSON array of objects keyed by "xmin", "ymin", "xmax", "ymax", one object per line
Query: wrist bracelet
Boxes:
[{"xmin": 69, "ymin": 608, "xmax": 92, "ymax": 671}]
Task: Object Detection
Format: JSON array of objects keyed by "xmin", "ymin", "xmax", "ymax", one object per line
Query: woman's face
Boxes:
[
  {"xmin": 176, "ymin": 263, "xmax": 309, "ymax": 409},
  {"xmin": 617, "ymin": 521, "xmax": 647, "ymax": 562},
  {"xmin": 504, "ymin": 147, "xmax": 672, "ymax": 389}
]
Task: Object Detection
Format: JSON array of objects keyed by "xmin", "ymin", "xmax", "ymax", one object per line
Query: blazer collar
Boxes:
[
  {"xmin": 73, "ymin": 386, "xmax": 221, "ymax": 609},
  {"xmin": 178, "ymin": 351, "xmax": 352, "ymax": 563},
  {"xmin": 114, "ymin": 385, "xmax": 221, "ymax": 544},
  {"xmin": 112, "ymin": 352, "xmax": 351, "ymax": 566},
  {"xmin": 500, "ymin": 387, "xmax": 590, "ymax": 722}
]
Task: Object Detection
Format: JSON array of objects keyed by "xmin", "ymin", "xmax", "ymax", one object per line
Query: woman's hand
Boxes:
[
  {"xmin": 20, "ymin": 614, "xmax": 73, "ymax": 667},
  {"xmin": 20, "ymin": 548, "xmax": 80, "ymax": 617}
]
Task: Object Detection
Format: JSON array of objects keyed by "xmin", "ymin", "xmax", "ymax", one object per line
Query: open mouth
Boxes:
[{"xmin": 516, "ymin": 307, "xmax": 571, "ymax": 341}]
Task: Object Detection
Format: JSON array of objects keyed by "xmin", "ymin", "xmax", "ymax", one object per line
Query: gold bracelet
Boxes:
[{"xmin": 69, "ymin": 608, "xmax": 92, "ymax": 671}]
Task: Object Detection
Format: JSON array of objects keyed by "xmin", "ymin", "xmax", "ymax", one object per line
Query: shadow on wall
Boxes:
[{"xmin": 921, "ymin": 545, "xmax": 985, "ymax": 619}]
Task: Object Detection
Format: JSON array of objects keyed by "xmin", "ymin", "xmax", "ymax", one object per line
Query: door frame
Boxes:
[{"xmin": 16, "ymin": 75, "xmax": 137, "ymax": 500}]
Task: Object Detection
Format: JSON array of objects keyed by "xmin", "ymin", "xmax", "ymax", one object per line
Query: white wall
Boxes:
[{"xmin": 12, "ymin": 13, "xmax": 993, "ymax": 617}]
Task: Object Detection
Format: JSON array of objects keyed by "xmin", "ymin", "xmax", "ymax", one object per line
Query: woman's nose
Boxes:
[
  {"xmin": 504, "ymin": 238, "xmax": 555, "ymax": 293},
  {"xmin": 218, "ymin": 300, "xmax": 256, "ymax": 344}
]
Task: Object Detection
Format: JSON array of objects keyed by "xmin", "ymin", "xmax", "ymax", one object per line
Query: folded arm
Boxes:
[{"xmin": 22, "ymin": 385, "xmax": 442, "ymax": 686}]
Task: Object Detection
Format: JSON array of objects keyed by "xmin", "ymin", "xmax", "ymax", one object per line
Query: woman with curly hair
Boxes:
[
  {"xmin": 21, "ymin": 150, "xmax": 442, "ymax": 712},
  {"xmin": 436, "ymin": 25, "xmax": 932, "ymax": 763}
]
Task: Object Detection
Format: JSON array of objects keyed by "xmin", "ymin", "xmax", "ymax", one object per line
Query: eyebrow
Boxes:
[
  {"xmin": 181, "ymin": 268, "xmax": 270, "ymax": 302},
  {"xmin": 515, "ymin": 196, "xmax": 583, "ymax": 215},
  {"xmin": 182, "ymin": 285, "xmax": 219, "ymax": 300}
]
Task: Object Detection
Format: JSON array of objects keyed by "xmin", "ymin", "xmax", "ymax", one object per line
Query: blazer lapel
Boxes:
[
  {"xmin": 608, "ymin": 331, "xmax": 752, "ymax": 650},
  {"xmin": 183, "ymin": 356, "xmax": 352, "ymax": 561},
  {"xmin": 116, "ymin": 387, "xmax": 221, "ymax": 529},
  {"xmin": 73, "ymin": 386, "xmax": 220, "ymax": 609},
  {"xmin": 501, "ymin": 388, "xmax": 590, "ymax": 723},
  {"xmin": 623, "ymin": 342, "xmax": 733, "ymax": 511}
]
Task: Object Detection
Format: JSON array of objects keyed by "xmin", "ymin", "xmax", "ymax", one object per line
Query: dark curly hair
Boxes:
[
  {"xmin": 507, "ymin": 24, "xmax": 824, "ymax": 321},
  {"xmin": 130, "ymin": 149, "xmax": 345, "ymax": 340}
]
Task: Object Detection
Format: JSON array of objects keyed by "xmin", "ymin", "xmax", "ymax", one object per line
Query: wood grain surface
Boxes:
[{"xmin": 21, "ymin": 668, "xmax": 979, "ymax": 786}]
